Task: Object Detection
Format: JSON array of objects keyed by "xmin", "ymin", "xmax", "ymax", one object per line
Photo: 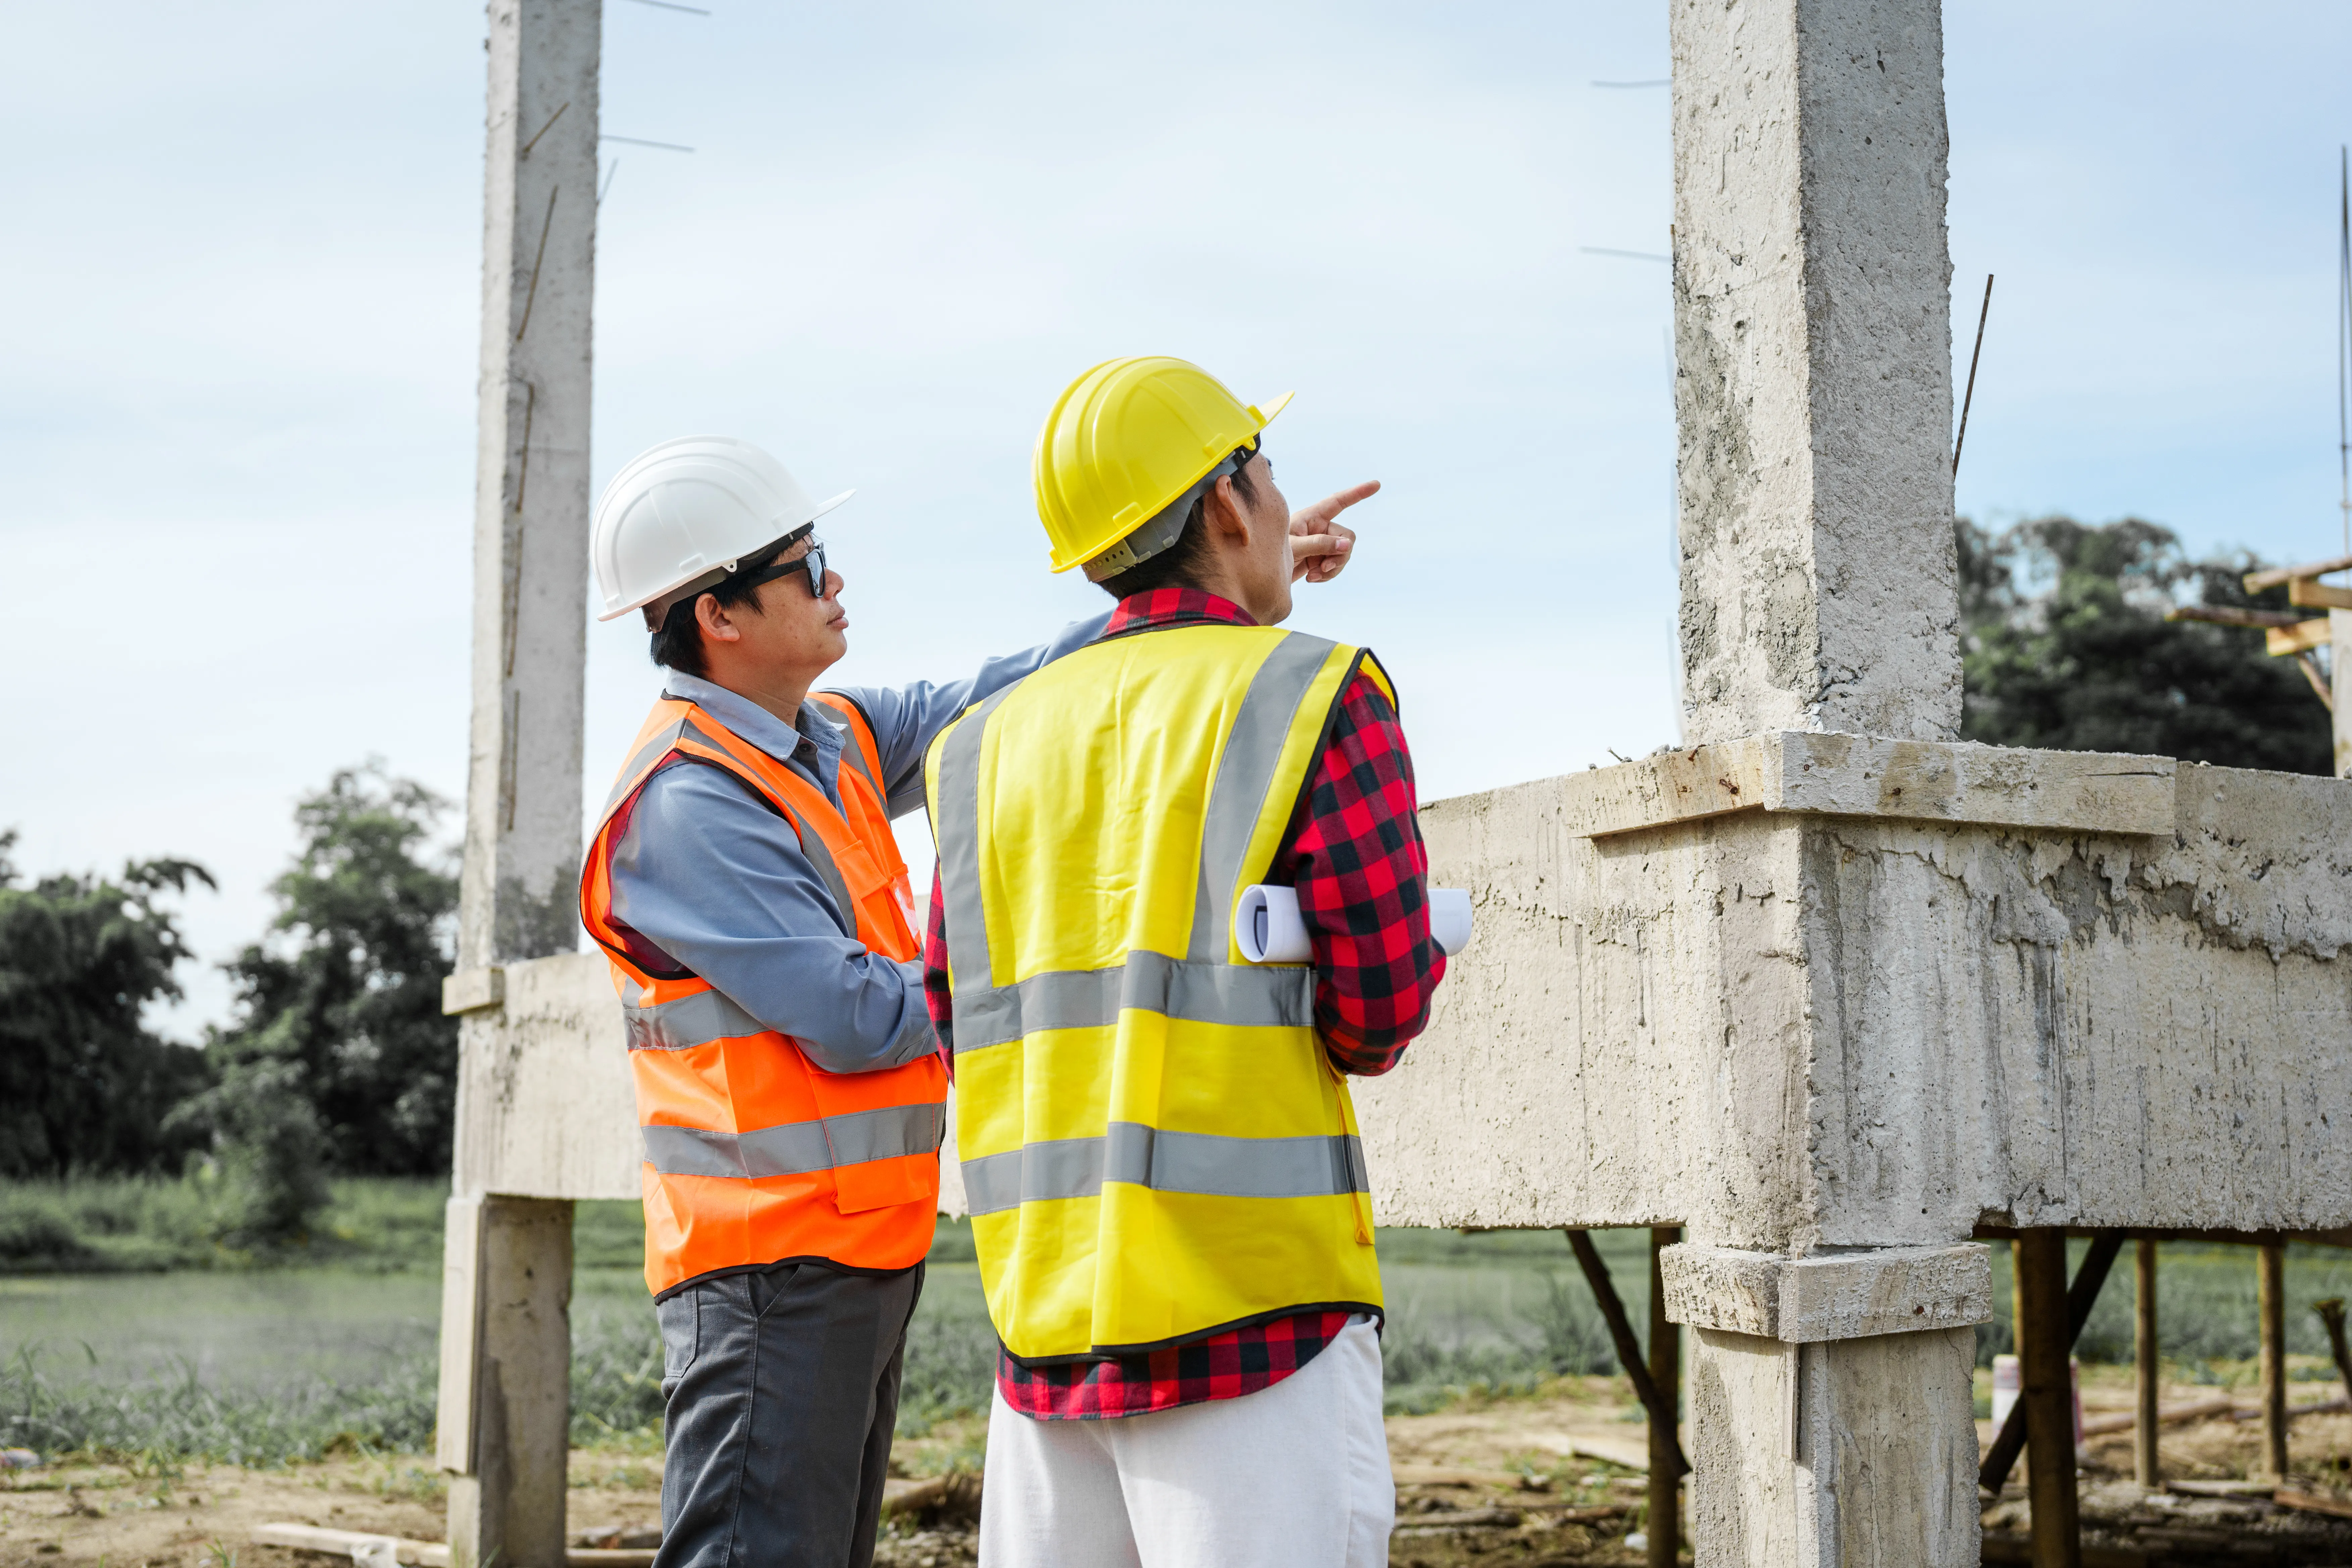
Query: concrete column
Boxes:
[
  {"xmin": 1666, "ymin": 1244, "xmax": 1987, "ymax": 1567},
  {"xmin": 456, "ymin": 0, "xmax": 599, "ymax": 972},
  {"xmin": 437, "ymin": 3, "xmax": 600, "ymax": 1563},
  {"xmin": 438, "ymin": 1197, "xmax": 575, "ymax": 1568},
  {"xmin": 1661, "ymin": 4, "xmax": 1982, "ymax": 1559},
  {"xmin": 1670, "ymin": 0, "xmax": 1960, "ymax": 744}
]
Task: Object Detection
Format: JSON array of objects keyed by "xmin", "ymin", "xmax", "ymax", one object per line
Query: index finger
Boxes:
[{"xmin": 1293, "ymin": 479, "xmax": 1382, "ymax": 528}]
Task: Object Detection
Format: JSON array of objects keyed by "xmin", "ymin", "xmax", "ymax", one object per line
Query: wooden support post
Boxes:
[
  {"xmin": 2016, "ymin": 1229, "xmax": 2081, "ymax": 1568},
  {"xmin": 439, "ymin": 1196, "xmax": 575, "ymax": 1568},
  {"xmin": 1982, "ymin": 1232, "xmax": 2122, "ymax": 1496},
  {"xmin": 1647, "ymin": 1226, "xmax": 1682, "ymax": 1568},
  {"xmin": 2012, "ymin": 1236, "xmax": 2027, "ymax": 1358},
  {"xmin": 2260, "ymin": 1241, "xmax": 2290, "ymax": 1479},
  {"xmin": 2134, "ymin": 1238, "xmax": 2160, "ymax": 1490},
  {"xmin": 1562, "ymin": 1230, "xmax": 1690, "ymax": 1477}
]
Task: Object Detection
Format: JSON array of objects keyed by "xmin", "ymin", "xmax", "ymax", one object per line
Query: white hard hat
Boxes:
[{"xmin": 592, "ymin": 435, "xmax": 854, "ymax": 626}]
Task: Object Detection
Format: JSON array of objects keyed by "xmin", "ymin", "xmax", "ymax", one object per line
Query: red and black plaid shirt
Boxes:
[{"xmin": 924, "ymin": 587, "xmax": 1446, "ymax": 1420}]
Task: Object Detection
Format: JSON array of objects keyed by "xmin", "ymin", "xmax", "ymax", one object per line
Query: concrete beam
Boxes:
[
  {"xmin": 1362, "ymin": 756, "xmax": 2352, "ymax": 1238},
  {"xmin": 1672, "ymin": 0, "xmax": 1960, "ymax": 744},
  {"xmin": 1562, "ymin": 733, "xmax": 2175, "ymax": 840}
]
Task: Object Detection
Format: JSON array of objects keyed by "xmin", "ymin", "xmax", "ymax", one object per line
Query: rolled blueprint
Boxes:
[{"xmin": 1237, "ymin": 884, "xmax": 1473, "ymax": 963}]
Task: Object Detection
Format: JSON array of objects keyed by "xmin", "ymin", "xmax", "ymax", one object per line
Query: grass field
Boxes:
[{"xmin": 7, "ymin": 1178, "xmax": 2348, "ymax": 1467}]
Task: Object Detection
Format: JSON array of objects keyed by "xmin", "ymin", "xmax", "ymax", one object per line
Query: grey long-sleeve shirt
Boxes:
[{"xmin": 605, "ymin": 614, "xmax": 1110, "ymax": 1074}]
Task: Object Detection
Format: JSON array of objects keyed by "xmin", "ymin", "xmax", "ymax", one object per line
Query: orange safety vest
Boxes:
[{"xmin": 580, "ymin": 690, "xmax": 946, "ymax": 1295}]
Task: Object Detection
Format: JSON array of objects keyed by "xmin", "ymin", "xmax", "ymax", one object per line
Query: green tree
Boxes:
[
  {"xmin": 0, "ymin": 831, "xmax": 216, "ymax": 1177},
  {"xmin": 1959, "ymin": 516, "xmax": 2331, "ymax": 774},
  {"xmin": 175, "ymin": 763, "xmax": 459, "ymax": 1240}
]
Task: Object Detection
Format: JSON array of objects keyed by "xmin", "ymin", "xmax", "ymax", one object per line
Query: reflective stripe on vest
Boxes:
[
  {"xmin": 582, "ymin": 694, "xmax": 944, "ymax": 1295},
  {"xmin": 643, "ymin": 1102, "xmax": 946, "ymax": 1179},
  {"xmin": 961, "ymin": 1124, "xmax": 1369, "ymax": 1215},
  {"xmin": 925, "ymin": 625, "xmax": 1387, "ymax": 1360}
]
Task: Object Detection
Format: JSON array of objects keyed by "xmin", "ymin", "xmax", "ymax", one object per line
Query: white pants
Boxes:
[{"xmin": 978, "ymin": 1317, "xmax": 1393, "ymax": 1568}]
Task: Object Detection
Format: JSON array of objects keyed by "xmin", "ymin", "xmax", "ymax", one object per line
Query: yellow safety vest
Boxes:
[{"xmin": 924, "ymin": 623, "xmax": 1389, "ymax": 1361}]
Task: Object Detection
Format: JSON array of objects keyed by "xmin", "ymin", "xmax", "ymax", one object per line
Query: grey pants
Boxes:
[{"xmin": 654, "ymin": 1260, "xmax": 925, "ymax": 1568}]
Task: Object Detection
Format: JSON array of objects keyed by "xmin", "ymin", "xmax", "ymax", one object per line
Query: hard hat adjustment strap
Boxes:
[{"xmin": 1082, "ymin": 443, "xmax": 1255, "ymax": 583}]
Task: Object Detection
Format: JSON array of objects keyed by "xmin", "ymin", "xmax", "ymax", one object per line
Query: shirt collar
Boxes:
[
  {"xmin": 1103, "ymin": 587, "xmax": 1258, "ymax": 638},
  {"xmin": 659, "ymin": 671, "xmax": 845, "ymax": 772}
]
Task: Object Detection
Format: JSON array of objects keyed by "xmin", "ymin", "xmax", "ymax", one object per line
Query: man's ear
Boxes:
[
  {"xmin": 694, "ymin": 593, "xmax": 744, "ymax": 645},
  {"xmin": 1202, "ymin": 475, "xmax": 1252, "ymax": 543}
]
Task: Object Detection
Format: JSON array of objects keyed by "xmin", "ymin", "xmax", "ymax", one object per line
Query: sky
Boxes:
[{"xmin": 3, "ymin": 1, "xmax": 2349, "ymax": 1039}]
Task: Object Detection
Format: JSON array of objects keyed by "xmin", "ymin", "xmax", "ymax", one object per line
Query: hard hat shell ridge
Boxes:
[
  {"xmin": 1033, "ymin": 357, "xmax": 1292, "ymax": 575},
  {"xmin": 592, "ymin": 435, "xmax": 853, "ymax": 623}
]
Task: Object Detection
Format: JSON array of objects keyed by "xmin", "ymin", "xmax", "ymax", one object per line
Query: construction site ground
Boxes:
[{"xmin": 10, "ymin": 1370, "xmax": 2352, "ymax": 1567}]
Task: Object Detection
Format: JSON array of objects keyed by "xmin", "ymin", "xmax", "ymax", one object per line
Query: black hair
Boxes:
[
  {"xmin": 1093, "ymin": 448, "xmax": 1261, "ymax": 601},
  {"xmin": 648, "ymin": 534, "xmax": 797, "ymax": 676}
]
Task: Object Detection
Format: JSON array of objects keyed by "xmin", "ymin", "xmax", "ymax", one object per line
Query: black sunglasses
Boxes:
[{"xmin": 734, "ymin": 535, "xmax": 828, "ymax": 600}]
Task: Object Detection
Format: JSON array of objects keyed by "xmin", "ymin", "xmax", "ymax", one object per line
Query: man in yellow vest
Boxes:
[
  {"xmin": 580, "ymin": 433, "xmax": 1368, "ymax": 1568},
  {"xmin": 924, "ymin": 359, "xmax": 1450, "ymax": 1567}
]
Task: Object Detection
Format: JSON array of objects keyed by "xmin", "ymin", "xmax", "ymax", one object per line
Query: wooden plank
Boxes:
[
  {"xmin": 252, "ymin": 1524, "xmax": 655, "ymax": 1568},
  {"xmin": 2266, "ymin": 619, "xmax": 2333, "ymax": 657},
  {"xmin": 251, "ymin": 1525, "xmax": 449, "ymax": 1566},
  {"xmin": 2081, "ymin": 1394, "xmax": 2234, "ymax": 1437},
  {"xmin": 2274, "ymin": 1487, "xmax": 2352, "ymax": 1520},
  {"xmin": 1519, "ymin": 1430, "xmax": 1653, "ymax": 1472},
  {"xmin": 2245, "ymin": 552, "xmax": 2352, "ymax": 591},
  {"xmin": 433, "ymin": 1196, "xmax": 485, "ymax": 1474},
  {"xmin": 1392, "ymin": 1464, "xmax": 1531, "ymax": 1489},
  {"xmin": 2165, "ymin": 604, "xmax": 2305, "ymax": 629},
  {"xmin": 2167, "ymin": 1479, "xmax": 2276, "ymax": 1499},
  {"xmin": 2292, "ymin": 578, "xmax": 2352, "ymax": 610}
]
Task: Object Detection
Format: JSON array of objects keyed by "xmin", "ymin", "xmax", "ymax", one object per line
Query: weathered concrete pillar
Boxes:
[
  {"xmin": 435, "ymin": 2, "xmax": 601, "ymax": 1562},
  {"xmin": 1659, "ymin": 1, "xmax": 1984, "ymax": 1563},
  {"xmin": 1672, "ymin": 0, "xmax": 1960, "ymax": 745}
]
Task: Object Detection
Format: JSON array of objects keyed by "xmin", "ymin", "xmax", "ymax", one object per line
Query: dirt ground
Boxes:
[{"xmin": 16, "ymin": 1372, "xmax": 2352, "ymax": 1568}]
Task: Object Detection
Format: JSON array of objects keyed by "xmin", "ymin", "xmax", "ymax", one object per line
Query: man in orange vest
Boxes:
[{"xmin": 579, "ymin": 435, "xmax": 1363, "ymax": 1568}]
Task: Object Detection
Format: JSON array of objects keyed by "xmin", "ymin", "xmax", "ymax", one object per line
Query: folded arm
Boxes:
[{"xmin": 608, "ymin": 760, "xmax": 936, "ymax": 1073}]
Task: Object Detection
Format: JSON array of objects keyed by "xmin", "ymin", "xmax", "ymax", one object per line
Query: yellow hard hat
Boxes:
[{"xmin": 1033, "ymin": 356, "xmax": 1293, "ymax": 576}]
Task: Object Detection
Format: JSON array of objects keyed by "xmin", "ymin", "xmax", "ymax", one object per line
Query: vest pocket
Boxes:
[
  {"xmin": 831, "ymin": 1149, "xmax": 940, "ymax": 1214},
  {"xmin": 803, "ymin": 1065, "xmax": 948, "ymax": 1215}
]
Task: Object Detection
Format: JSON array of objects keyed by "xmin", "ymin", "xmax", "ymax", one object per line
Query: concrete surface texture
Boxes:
[
  {"xmin": 1671, "ymin": 0, "xmax": 1960, "ymax": 746},
  {"xmin": 456, "ymin": 0, "xmax": 598, "ymax": 976}
]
